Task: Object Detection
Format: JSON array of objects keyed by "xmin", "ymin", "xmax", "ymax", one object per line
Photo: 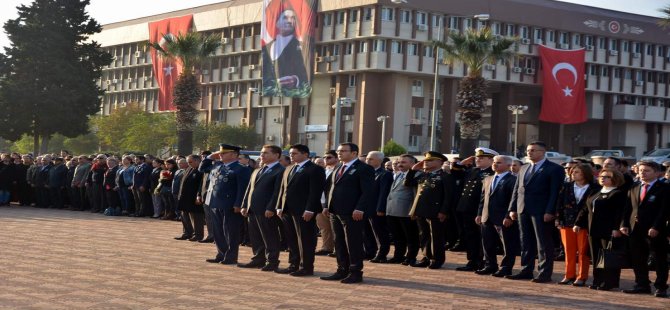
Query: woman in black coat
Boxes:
[
  {"xmin": 574, "ymin": 168, "xmax": 627, "ymax": 291},
  {"xmin": 175, "ymin": 156, "xmax": 204, "ymax": 241}
]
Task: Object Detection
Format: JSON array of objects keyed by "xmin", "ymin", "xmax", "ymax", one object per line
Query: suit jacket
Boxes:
[
  {"xmin": 103, "ymin": 165, "xmax": 119, "ymax": 190},
  {"xmin": 556, "ymin": 181, "xmax": 600, "ymax": 227},
  {"xmin": 132, "ymin": 162, "xmax": 151, "ymax": 190},
  {"xmin": 457, "ymin": 167, "xmax": 494, "ymax": 214},
  {"xmin": 47, "ymin": 163, "xmax": 67, "ymax": 189},
  {"xmin": 327, "ymin": 159, "xmax": 375, "ymax": 215},
  {"xmin": 242, "ymin": 163, "xmax": 285, "ymax": 214},
  {"xmin": 277, "ymin": 160, "xmax": 325, "ymax": 214},
  {"xmin": 406, "ymin": 169, "xmax": 457, "ymax": 219},
  {"xmin": 36, "ymin": 163, "xmax": 52, "ymax": 187},
  {"xmin": 385, "ymin": 171, "xmax": 415, "ymax": 217},
  {"xmin": 372, "ymin": 167, "xmax": 393, "ymax": 213},
  {"xmin": 575, "ymin": 188, "xmax": 626, "ymax": 239},
  {"xmin": 622, "ymin": 180, "xmax": 669, "ymax": 234},
  {"xmin": 199, "ymin": 158, "xmax": 251, "ymax": 210},
  {"xmin": 178, "ymin": 167, "xmax": 203, "ymax": 213},
  {"xmin": 508, "ymin": 160, "xmax": 565, "ymax": 216},
  {"xmin": 478, "ymin": 173, "xmax": 516, "ymax": 225}
]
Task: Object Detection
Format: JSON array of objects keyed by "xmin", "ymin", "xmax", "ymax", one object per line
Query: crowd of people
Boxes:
[{"xmin": 0, "ymin": 141, "xmax": 668, "ymax": 296}]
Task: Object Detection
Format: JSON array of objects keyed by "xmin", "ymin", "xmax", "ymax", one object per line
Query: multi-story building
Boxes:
[{"xmin": 92, "ymin": 0, "xmax": 670, "ymax": 158}]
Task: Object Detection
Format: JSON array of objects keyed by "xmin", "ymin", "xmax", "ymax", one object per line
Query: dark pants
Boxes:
[
  {"xmin": 481, "ymin": 221, "xmax": 520, "ymax": 272},
  {"xmin": 78, "ymin": 186, "xmax": 89, "ymax": 210},
  {"xmin": 181, "ymin": 211, "xmax": 204, "ymax": 239},
  {"xmin": 211, "ymin": 206, "xmax": 243, "ymax": 263},
  {"xmin": 331, "ymin": 213, "xmax": 365, "ymax": 274},
  {"xmin": 459, "ymin": 211, "xmax": 483, "ymax": 266},
  {"xmin": 248, "ymin": 211, "xmax": 281, "ymax": 265},
  {"xmin": 519, "ymin": 212, "xmax": 555, "ymax": 279},
  {"xmin": 387, "ymin": 216, "xmax": 420, "ymax": 260},
  {"xmin": 417, "ymin": 217, "xmax": 447, "ymax": 265},
  {"xmin": 105, "ymin": 189, "xmax": 120, "ymax": 210},
  {"xmin": 630, "ymin": 231, "xmax": 669, "ymax": 290},
  {"xmin": 49, "ymin": 187, "xmax": 63, "ymax": 209},
  {"xmin": 118, "ymin": 187, "xmax": 134, "ymax": 213},
  {"xmin": 366, "ymin": 214, "xmax": 390, "ymax": 259},
  {"xmin": 590, "ymin": 236, "xmax": 623, "ymax": 288},
  {"xmin": 282, "ymin": 211, "xmax": 318, "ymax": 270},
  {"xmin": 132, "ymin": 188, "xmax": 151, "ymax": 216},
  {"xmin": 18, "ymin": 183, "xmax": 32, "ymax": 206},
  {"xmin": 160, "ymin": 191, "xmax": 175, "ymax": 217},
  {"xmin": 90, "ymin": 184, "xmax": 106, "ymax": 212},
  {"xmin": 36, "ymin": 187, "xmax": 50, "ymax": 207}
]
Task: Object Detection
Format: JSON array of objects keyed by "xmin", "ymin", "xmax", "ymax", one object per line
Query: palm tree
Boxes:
[
  {"xmin": 660, "ymin": 4, "xmax": 670, "ymax": 29},
  {"xmin": 148, "ymin": 31, "xmax": 221, "ymax": 155},
  {"xmin": 432, "ymin": 28, "xmax": 516, "ymax": 154}
]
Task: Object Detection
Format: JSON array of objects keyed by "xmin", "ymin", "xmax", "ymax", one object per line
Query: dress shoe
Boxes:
[
  {"xmin": 505, "ymin": 272, "xmax": 534, "ymax": 280},
  {"xmin": 174, "ymin": 235, "xmax": 191, "ymax": 240},
  {"xmin": 320, "ymin": 271, "xmax": 349, "ymax": 281},
  {"xmin": 370, "ymin": 257, "xmax": 388, "ymax": 264},
  {"xmin": 531, "ymin": 278, "xmax": 552, "ymax": 284},
  {"xmin": 188, "ymin": 236, "xmax": 202, "ymax": 242},
  {"xmin": 492, "ymin": 270, "xmax": 512, "ymax": 278},
  {"xmin": 205, "ymin": 258, "xmax": 223, "ymax": 263},
  {"xmin": 260, "ymin": 264, "xmax": 278, "ymax": 272},
  {"xmin": 401, "ymin": 259, "xmax": 416, "ymax": 266},
  {"xmin": 237, "ymin": 261, "xmax": 266, "ymax": 268},
  {"xmin": 275, "ymin": 266, "xmax": 299, "ymax": 274},
  {"xmin": 387, "ymin": 257, "xmax": 405, "ymax": 264},
  {"xmin": 410, "ymin": 258, "xmax": 430, "ymax": 268},
  {"xmin": 654, "ymin": 289, "xmax": 668, "ymax": 298},
  {"xmin": 557, "ymin": 278, "xmax": 575, "ymax": 285},
  {"xmin": 597, "ymin": 285, "xmax": 613, "ymax": 291},
  {"xmin": 475, "ymin": 268, "xmax": 498, "ymax": 275},
  {"xmin": 290, "ymin": 269, "xmax": 314, "ymax": 277},
  {"xmin": 340, "ymin": 274, "xmax": 363, "ymax": 284},
  {"xmin": 623, "ymin": 286, "xmax": 652, "ymax": 294},
  {"xmin": 315, "ymin": 249, "xmax": 333, "ymax": 256},
  {"xmin": 198, "ymin": 238, "xmax": 214, "ymax": 243},
  {"xmin": 428, "ymin": 262, "xmax": 443, "ymax": 269},
  {"xmin": 220, "ymin": 260, "xmax": 237, "ymax": 265},
  {"xmin": 572, "ymin": 280, "xmax": 586, "ymax": 287},
  {"xmin": 455, "ymin": 265, "xmax": 478, "ymax": 272}
]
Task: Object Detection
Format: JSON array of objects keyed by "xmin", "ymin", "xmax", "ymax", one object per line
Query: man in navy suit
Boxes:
[
  {"xmin": 132, "ymin": 155, "xmax": 152, "ymax": 217},
  {"xmin": 321, "ymin": 142, "xmax": 375, "ymax": 284},
  {"xmin": 507, "ymin": 141, "xmax": 564, "ymax": 283},
  {"xmin": 238, "ymin": 145, "xmax": 285, "ymax": 271},
  {"xmin": 365, "ymin": 151, "xmax": 393, "ymax": 263},
  {"xmin": 200, "ymin": 144, "xmax": 252, "ymax": 265},
  {"xmin": 476, "ymin": 155, "xmax": 519, "ymax": 277}
]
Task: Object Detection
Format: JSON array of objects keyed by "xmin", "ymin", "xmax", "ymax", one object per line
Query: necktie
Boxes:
[
  {"xmin": 393, "ymin": 172, "xmax": 404, "ymax": 187},
  {"xmin": 525, "ymin": 164, "xmax": 537, "ymax": 183},
  {"xmin": 288, "ymin": 165, "xmax": 298, "ymax": 181},
  {"xmin": 336, "ymin": 165, "xmax": 347, "ymax": 181},
  {"xmin": 640, "ymin": 183, "xmax": 650, "ymax": 201},
  {"xmin": 491, "ymin": 175, "xmax": 500, "ymax": 191},
  {"xmin": 258, "ymin": 166, "xmax": 267, "ymax": 176}
]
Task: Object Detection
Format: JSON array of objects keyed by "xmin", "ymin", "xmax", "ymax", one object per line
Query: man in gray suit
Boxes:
[
  {"xmin": 507, "ymin": 141, "xmax": 565, "ymax": 283},
  {"xmin": 385, "ymin": 154, "xmax": 420, "ymax": 266}
]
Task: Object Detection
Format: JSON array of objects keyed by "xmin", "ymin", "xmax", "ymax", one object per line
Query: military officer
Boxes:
[
  {"xmin": 200, "ymin": 144, "xmax": 252, "ymax": 265},
  {"xmin": 455, "ymin": 147, "xmax": 497, "ymax": 272},
  {"xmin": 406, "ymin": 151, "xmax": 458, "ymax": 269}
]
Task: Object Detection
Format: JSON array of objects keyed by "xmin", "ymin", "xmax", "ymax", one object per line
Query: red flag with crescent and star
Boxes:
[
  {"xmin": 538, "ymin": 45, "xmax": 587, "ymax": 124},
  {"xmin": 149, "ymin": 15, "xmax": 193, "ymax": 111}
]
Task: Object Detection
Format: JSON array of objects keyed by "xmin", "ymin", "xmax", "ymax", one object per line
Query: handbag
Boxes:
[{"xmin": 595, "ymin": 237, "xmax": 631, "ymax": 269}]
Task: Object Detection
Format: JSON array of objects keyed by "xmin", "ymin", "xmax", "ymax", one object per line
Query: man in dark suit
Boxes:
[
  {"xmin": 507, "ymin": 141, "xmax": 565, "ymax": 283},
  {"xmin": 621, "ymin": 161, "xmax": 669, "ymax": 298},
  {"xmin": 200, "ymin": 144, "xmax": 252, "ymax": 265},
  {"xmin": 321, "ymin": 142, "xmax": 375, "ymax": 283},
  {"xmin": 132, "ymin": 155, "xmax": 152, "ymax": 217},
  {"xmin": 365, "ymin": 151, "xmax": 393, "ymax": 263},
  {"xmin": 406, "ymin": 151, "xmax": 458, "ymax": 270},
  {"xmin": 475, "ymin": 155, "xmax": 519, "ymax": 277},
  {"xmin": 275, "ymin": 144, "xmax": 325, "ymax": 276},
  {"xmin": 174, "ymin": 155, "xmax": 204, "ymax": 241},
  {"xmin": 455, "ymin": 147, "xmax": 496, "ymax": 271},
  {"xmin": 239, "ymin": 145, "xmax": 286, "ymax": 272},
  {"xmin": 47, "ymin": 157, "xmax": 68, "ymax": 209}
]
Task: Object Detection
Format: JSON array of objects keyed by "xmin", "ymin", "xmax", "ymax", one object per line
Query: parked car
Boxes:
[
  {"xmin": 640, "ymin": 148, "xmax": 670, "ymax": 164},
  {"xmin": 523, "ymin": 151, "xmax": 571, "ymax": 165}
]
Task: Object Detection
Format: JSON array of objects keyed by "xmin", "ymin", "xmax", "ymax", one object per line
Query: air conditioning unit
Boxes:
[
  {"xmin": 249, "ymin": 64, "xmax": 257, "ymax": 70},
  {"xmin": 520, "ymin": 38, "xmax": 531, "ymax": 45},
  {"xmin": 484, "ymin": 64, "xmax": 496, "ymax": 71},
  {"xmin": 327, "ymin": 55, "xmax": 339, "ymax": 62},
  {"xmin": 134, "ymin": 51, "xmax": 142, "ymax": 58},
  {"xmin": 112, "ymin": 78, "xmax": 118, "ymax": 83},
  {"xmin": 585, "ymin": 45, "xmax": 594, "ymax": 51},
  {"xmin": 272, "ymin": 117, "xmax": 281, "ymax": 123},
  {"xmin": 533, "ymin": 39, "xmax": 543, "ymax": 45},
  {"xmin": 240, "ymin": 117, "xmax": 249, "ymax": 126},
  {"xmin": 201, "ymin": 69, "xmax": 209, "ymax": 75},
  {"xmin": 228, "ymin": 67, "xmax": 237, "ymax": 73},
  {"xmin": 144, "ymin": 76, "xmax": 151, "ymax": 81},
  {"xmin": 329, "ymin": 87, "xmax": 336, "ymax": 94},
  {"xmin": 512, "ymin": 67, "xmax": 523, "ymax": 73},
  {"xmin": 608, "ymin": 50, "xmax": 619, "ymax": 56},
  {"xmin": 417, "ymin": 24, "xmax": 428, "ymax": 31},
  {"xmin": 342, "ymin": 115, "xmax": 352, "ymax": 121},
  {"xmin": 316, "ymin": 56, "xmax": 324, "ymax": 63},
  {"xmin": 559, "ymin": 44, "xmax": 570, "ymax": 50},
  {"xmin": 127, "ymin": 77, "xmax": 133, "ymax": 82},
  {"xmin": 228, "ymin": 92, "xmax": 237, "ymax": 98},
  {"xmin": 632, "ymin": 52, "xmax": 641, "ymax": 58},
  {"xmin": 266, "ymin": 135, "xmax": 274, "ymax": 141},
  {"xmin": 105, "ymin": 80, "xmax": 111, "ymax": 85},
  {"xmin": 306, "ymin": 133, "xmax": 315, "ymax": 139},
  {"xmin": 221, "ymin": 37, "xmax": 230, "ymax": 44},
  {"xmin": 524, "ymin": 68, "xmax": 536, "ymax": 75},
  {"xmin": 410, "ymin": 119, "xmax": 423, "ymax": 125},
  {"xmin": 635, "ymin": 80, "xmax": 644, "ymax": 86}
]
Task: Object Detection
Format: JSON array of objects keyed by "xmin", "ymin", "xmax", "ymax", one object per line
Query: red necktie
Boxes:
[
  {"xmin": 336, "ymin": 165, "xmax": 347, "ymax": 181},
  {"xmin": 640, "ymin": 184, "xmax": 650, "ymax": 201}
]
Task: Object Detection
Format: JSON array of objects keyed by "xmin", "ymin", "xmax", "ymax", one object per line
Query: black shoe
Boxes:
[
  {"xmin": 315, "ymin": 250, "xmax": 333, "ymax": 256},
  {"xmin": 557, "ymin": 278, "xmax": 575, "ymax": 285},
  {"xmin": 572, "ymin": 280, "xmax": 586, "ymax": 287},
  {"xmin": 340, "ymin": 274, "xmax": 363, "ymax": 284},
  {"xmin": 428, "ymin": 262, "xmax": 443, "ymax": 269},
  {"xmin": 388, "ymin": 257, "xmax": 405, "ymax": 264},
  {"xmin": 505, "ymin": 272, "xmax": 534, "ymax": 280},
  {"xmin": 492, "ymin": 270, "xmax": 512, "ymax": 278},
  {"xmin": 206, "ymin": 258, "xmax": 223, "ymax": 264},
  {"xmin": 475, "ymin": 268, "xmax": 498, "ymax": 275},
  {"xmin": 623, "ymin": 286, "xmax": 652, "ymax": 294},
  {"xmin": 320, "ymin": 271, "xmax": 349, "ymax": 281},
  {"xmin": 597, "ymin": 285, "xmax": 613, "ymax": 291},
  {"xmin": 654, "ymin": 289, "xmax": 668, "ymax": 298},
  {"xmin": 188, "ymin": 236, "xmax": 202, "ymax": 242},
  {"xmin": 198, "ymin": 238, "xmax": 214, "ymax": 243},
  {"xmin": 174, "ymin": 235, "xmax": 191, "ymax": 240},
  {"xmin": 237, "ymin": 261, "xmax": 266, "ymax": 269},
  {"xmin": 401, "ymin": 258, "xmax": 416, "ymax": 266},
  {"xmin": 275, "ymin": 266, "xmax": 299, "ymax": 274},
  {"xmin": 290, "ymin": 268, "xmax": 314, "ymax": 277},
  {"xmin": 410, "ymin": 258, "xmax": 430, "ymax": 268},
  {"xmin": 370, "ymin": 257, "xmax": 388, "ymax": 264},
  {"xmin": 531, "ymin": 277, "xmax": 552, "ymax": 284},
  {"xmin": 260, "ymin": 264, "xmax": 278, "ymax": 272},
  {"xmin": 220, "ymin": 260, "xmax": 237, "ymax": 265},
  {"xmin": 456, "ymin": 265, "xmax": 478, "ymax": 272}
]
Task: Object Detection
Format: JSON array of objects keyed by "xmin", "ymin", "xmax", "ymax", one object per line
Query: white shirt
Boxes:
[
  {"xmin": 491, "ymin": 171, "xmax": 509, "ymax": 191},
  {"xmin": 573, "ymin": 182, "xmax": 590, "ymax": 204}
]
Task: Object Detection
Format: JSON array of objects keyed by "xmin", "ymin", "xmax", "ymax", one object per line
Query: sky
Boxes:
[{"xmin": 0, "ymin": 0, "xmax": 664, "ymax": 49}]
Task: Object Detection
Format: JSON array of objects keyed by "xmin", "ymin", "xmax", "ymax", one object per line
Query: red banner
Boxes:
[
  {"xmin": 149, "ymin": 15, "xmax": 193, "ymax": 111},
  {"xmin": 538, "ymin": 45, "xmax": 587, "ymax": 124}
]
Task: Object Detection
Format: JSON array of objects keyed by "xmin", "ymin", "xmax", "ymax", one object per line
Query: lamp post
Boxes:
[
  {"xmin": 332, "ymin": 97, "xmax": 352, "ymax": 147},
  {"xmin": 507, "ymin": 105, "xmax": 528, "ymax": 157},
  {"xmin": 377, "ymin": 115, "xmax": 390, "ymax": 151}
]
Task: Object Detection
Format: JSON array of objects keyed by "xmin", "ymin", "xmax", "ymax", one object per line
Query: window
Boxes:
[
  {"xmin": 348, "ymin": 74, "xmax": 356, "ymax": 87},
  {"xmin": 660, "ymin": 73, "xmax": 667, "ymax": 84},
  {"xmin": 546, "ymin": 30, "xmax": 555, "ymax": 42},
  {"xmin": 416, "ymin": 12, "xmax": 427, "ymax": 26},
  {"xmin": 391, "ymin": 40, "xmax": 403, "ymax": 54},
  {"xmin": 572, "ymin": 34, "xmax": 581, "ymax": 46},
  {"xmin": 320, "ymin": 45, "xmax": 328, "ymax": 56},
  {"xmin": 400, "ymin": 10, "xmax": 411, "ymax": 23},
  {"xmin": 506, "ymin": 24, "xmax": 516, "ymax": 37},
  {"xmin": 350, "ymin": 10, "xmax": 358, "ymax": 23},
  {"xmin": 463, "ymin": 18, "xmax": 473, "ymax": 30},
  {"xmin": 337, "ymin": 11, "xmax": 345, "ymax": 24},
  {"xmin": 646, "ymin": 44, "xmax": 653, "ymax": 56},
  {"xmin": 598, "ymin": 37, "xmax": 606, "ymax": 49},
  {"xmin": 381, "ymin": 8, "xmax": 394, "ymax": 21},
  {"xmin": 364, "ymin": 8, "xmax": 372, "ymax": 21},
  {"xmin": 323, "ymin": 13, "xmax": 332, "ymax": 26},
  {"xmin": 424, "ymin": 46, "xmax": 434, "ymax": 57},
  {"xmin": 257, "ymin": 108, "xmax": 263, "ymax": 120},
  {"xmin": 519, "ymin": 26, "xmax": 529, "ymax": 39},
  {"xmin": 411, "ymin": 107, "xmax": 423, "ymax": 120},
  {"xmin": 491, "ymin": 23, "xmax": 501, "ymax": 35},
  {"xmin": 407, "ymin": 43, "xmax": 418, "ymax": 56},
  {"xmin": 609, "ymin": 39, "xmax": 618, "ymax": 51},
  {"xmin": 333, "ymin": 44, "xmax": 340, "ymax": 55},
  {"xmin": 584, "ymin": 35, "xmax": 593, "ymax": 47},
  {"xmin": 432, "ymin": 15, "xmax": 441, "ymax": 27},
  {"xmin": 344, "ymin": 43, "xmax": 354, "ymax": 55},
  {"xmin": 373, "ymin": 39, "xmax": 386, "ymax": 52},
  {"xmin": 601, "ymin": 66, "xmax": 609, "ymax": 77},
  {"xmin": 633, "ymin": 42, "xmax": 641, "ymax": 53},
  {"xmin": 624, "ymin": 69, "xmax": 632, "ymax": 80},
  {"xmin": 409, "ymin": 135, "xmax": 419, "ymax": 148},
  {"xmin": 412, "ymin": 80, "xmax": 423, "ymax": 96},
  {"xmin": 449, "ymin": 17, "xmax": 459, "ymax": 29},
  {"xmin": 534, "ymin": 28, "xmax": 542, "ymax": 41},
  {"xmin": 647, "ymin": 72, "xmax": 654, "ymax": 82},
  {"xmin": 622, "ymin": 41, "xmax": 629, "ymax": 52},
  {"xmin": 299, "ymin": 106, "xmax": 306, "ymax": 118},
  {"xmin": 559, "ymin": 32, "xmax": 569, "ymax": 44},
  {"xmin": 613, "ymin": 68, "xmax": 621, "ymax": 79},
  {"xmin": 589, "ymin": 64, "xmax": 598, "ymax": 76},
  {"xmin": 635, "ymin": 70, "xmax": 643, "ymax": 81},
  {"xmin": 658, "ymin": 46, "xmax": 664, "ymax": 57},
  {"xmin": 359, "ymin": 41, "xmax": 368, "ymax": 53}
]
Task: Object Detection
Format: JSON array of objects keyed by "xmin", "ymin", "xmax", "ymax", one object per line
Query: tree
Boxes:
[
  {"xmin": 660, "ymin": 4, "xmax": 670, "ymax": 28},
  {"xmin": 383, "ymin": 139, "xmax": 407, "ymax": 157},
  {"xmin": 193, "ymin": 122, "xmax": 261, "ymax": 152},
  {"xmin": 0, "ymin": 0, "xmax": 111, "ymax": 155},
  {"xmin": 148, "ymin": 32, "xmax": 221, "ymax": 155},
  {"xmin": 432, "ymin": 28, "xmax": 516, "ymax": 155}
]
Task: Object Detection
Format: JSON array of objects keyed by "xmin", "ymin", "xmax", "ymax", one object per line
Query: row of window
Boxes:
[{"xmin": 588, "ymin": 64, "xmax": 670, "ymax": 83}]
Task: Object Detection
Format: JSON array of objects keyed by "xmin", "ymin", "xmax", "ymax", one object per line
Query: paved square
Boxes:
[{"xmin": 0, "ymin": 206, "xmax": 666, "ymax": 309}]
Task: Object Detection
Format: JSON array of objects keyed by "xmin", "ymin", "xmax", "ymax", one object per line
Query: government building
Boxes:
[{"xmin": 91, "ymin": 0, "xmax": 670, "ymax": 158}]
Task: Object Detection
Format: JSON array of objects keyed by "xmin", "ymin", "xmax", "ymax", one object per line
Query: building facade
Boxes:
[{"xmin": 92, "ymin": 0, "xmax": 670, "ymax": 158}]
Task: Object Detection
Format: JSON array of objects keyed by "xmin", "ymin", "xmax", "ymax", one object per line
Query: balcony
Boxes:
[{"xmin": 611, "ymin": 104, "xmax": 644, "ymax": 121}]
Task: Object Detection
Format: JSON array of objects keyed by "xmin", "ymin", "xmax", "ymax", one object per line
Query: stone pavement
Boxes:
[{"xmin": 0, "ymin": 206, "xmax": 667, "ymax": 309}]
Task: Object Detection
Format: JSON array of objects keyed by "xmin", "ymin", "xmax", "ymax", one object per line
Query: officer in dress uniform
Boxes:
[
  {"xmin": 455, "ymin": 147, "xmax": 497, "ymax": 271},
  {"xmin": 406, "ymin": 151, "xmax": 458, "ymax": 269}
]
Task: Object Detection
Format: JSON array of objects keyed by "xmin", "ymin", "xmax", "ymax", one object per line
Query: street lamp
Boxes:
[
  {"xmin": 377, "ymin": 115, "xmax": 390, "ymax": 151},
  {"xmin": 507, "ymin": 105, "xmax": 528, "ymax": 157},
  {"xmin": 332, "ymin": 97, "xmax": 352, "ymax": 147}
]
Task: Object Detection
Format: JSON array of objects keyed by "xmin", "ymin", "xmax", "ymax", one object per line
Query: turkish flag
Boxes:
[
  {"xmin": 149, "ymin": 15, "xmax": 193, "ymax": 111},
  {"xmin": 538, "ymin": 45, "xmax": 587, "ymax": 124}
]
